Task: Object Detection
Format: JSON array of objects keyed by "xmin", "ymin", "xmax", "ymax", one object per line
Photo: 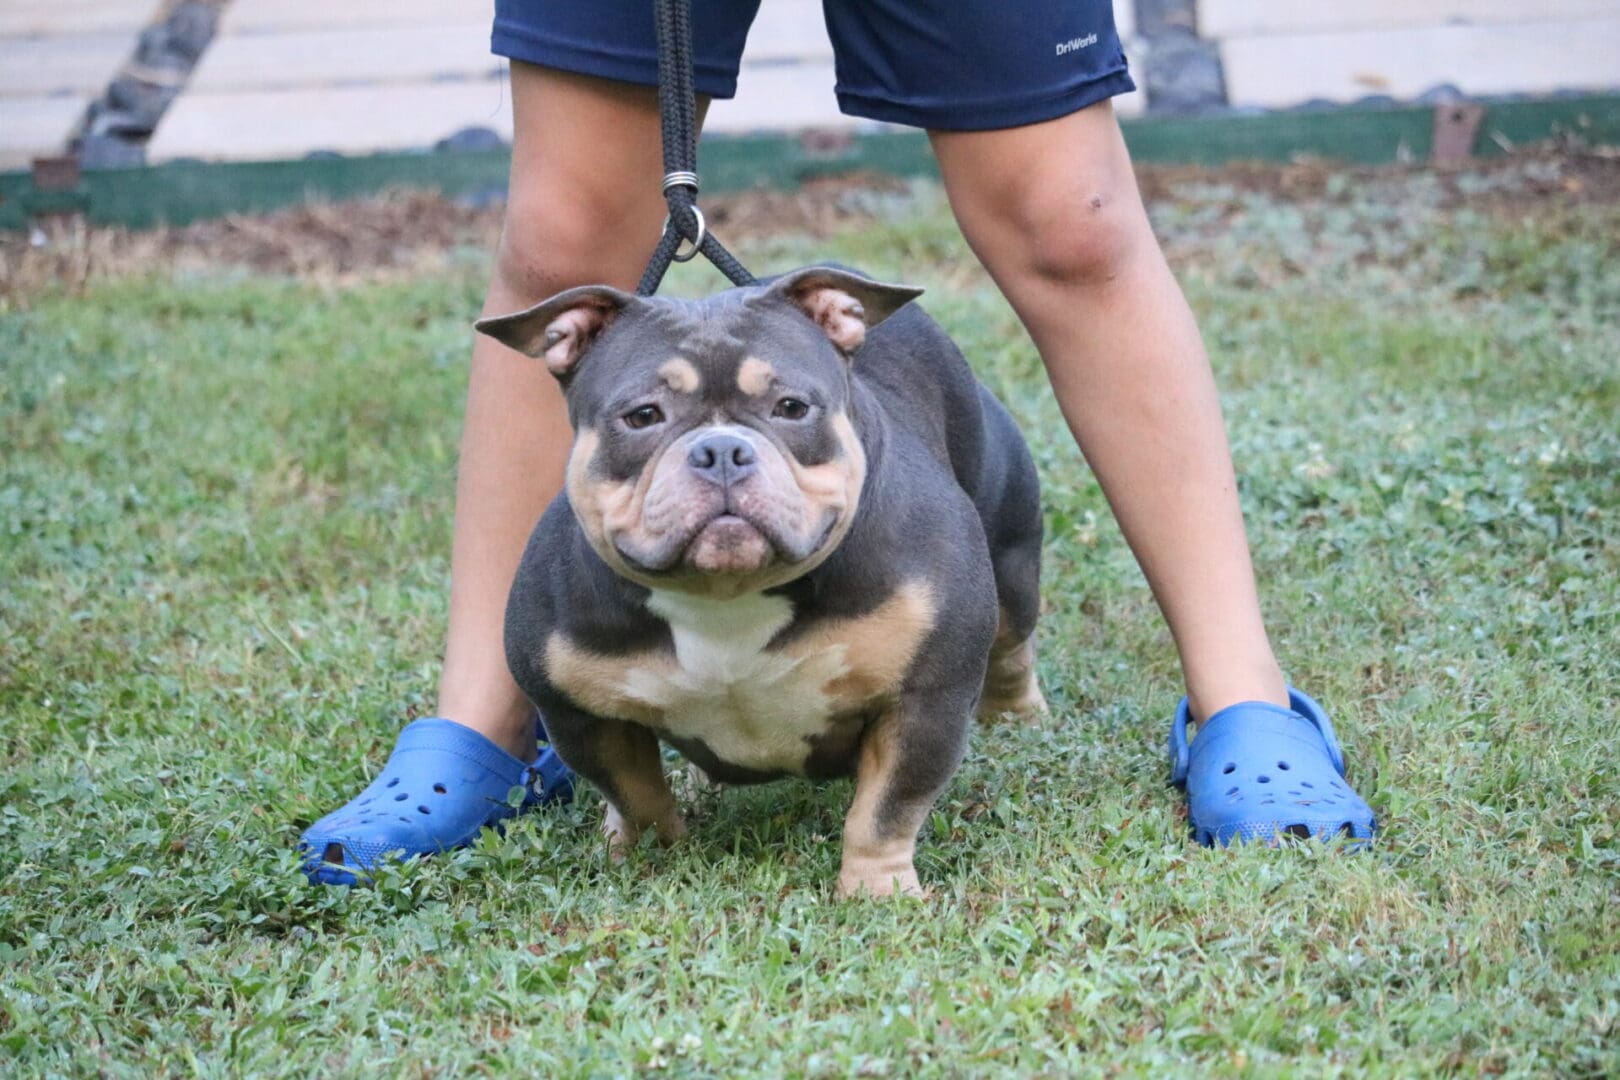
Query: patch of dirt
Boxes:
[
  {"xmin": 1, "ymin": 190, "xmax": 503, "ymax": 299},
  {"xmin": 1140, "ymin": 144, "xmax": 1620, "ymax": 210},
  {"xmin": 3, "ymin": 148, "xmax": 1617, "ymax": 305},
  {"xmin": 0, "ymin": 173, "xmax": 915, "ymax": 302},
  {"xmin": 1137, "ymin": 144, "xmax": 1620, "ymax": 214}
]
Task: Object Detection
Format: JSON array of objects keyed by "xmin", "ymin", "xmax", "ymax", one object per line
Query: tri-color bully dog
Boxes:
[{"xmin": 476, "ymin": 266, "xmax": 1044, "ymax": 897}]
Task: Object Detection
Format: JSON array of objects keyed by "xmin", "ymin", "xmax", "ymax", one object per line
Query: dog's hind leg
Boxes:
[
  {"xmin": 977, "ymin": 500, "xmax": 1047, "ymax": 721},
  {"xmin": 967, "ymin": 388, "xmax": 1046, "ymax": 721},
  {"xmin": 978, "ymin": 613, "xmax": 1047, "ymax": 721}
]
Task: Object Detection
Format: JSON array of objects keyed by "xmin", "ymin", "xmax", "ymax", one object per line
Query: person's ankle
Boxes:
[
  {"xmin": 433, "ymin": 698, "xmax": 538, "ymax": 762},
  {"xmin": 1185, "ymin": 663, "xmax": 1290, "ymax": 723}
]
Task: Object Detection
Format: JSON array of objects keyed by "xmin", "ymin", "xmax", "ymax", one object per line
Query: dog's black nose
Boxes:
[{"xmin": 687, "ymin": 432, "xmax": 758, "ymax": 486}]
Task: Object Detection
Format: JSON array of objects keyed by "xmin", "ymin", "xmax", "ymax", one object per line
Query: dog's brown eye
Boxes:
[
  {"xmin": 772, "ymin": 398, "xmax": 810, "ymax": 420},
  {"xmin": 622, "ymin": 404, "xmax": 665, "ymax": 430}
]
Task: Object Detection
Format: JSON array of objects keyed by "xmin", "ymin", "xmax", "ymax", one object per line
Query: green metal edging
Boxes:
[{"xmin": 2, "ymin": 94, "xmax": 1616, "ymax": 232}]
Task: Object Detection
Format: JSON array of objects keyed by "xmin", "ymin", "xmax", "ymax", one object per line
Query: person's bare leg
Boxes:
[
  {"xmin": 930, "ymin": 102, "xmax": 1287, "ymax": 721},
  {"xmin": 437, "ymin": 65, "xmax": 685, "ymax": 757}
]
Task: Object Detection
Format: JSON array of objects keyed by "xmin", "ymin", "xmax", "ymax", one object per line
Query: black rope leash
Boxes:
[{"xmin": 636, "ymin": 0, "xmax": 756, "ymax": 296}]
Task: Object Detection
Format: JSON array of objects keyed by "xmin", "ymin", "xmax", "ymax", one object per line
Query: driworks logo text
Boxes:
[{"xmin": 1055, "ymin": 33, "xmax": 1099, "ymax": 56}]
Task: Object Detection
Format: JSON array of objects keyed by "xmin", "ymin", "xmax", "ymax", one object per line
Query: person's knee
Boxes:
[
  {"xmin": 494, "ymin": 187, "xmax": 655, "ymax": 304},
  {"xmin": 959, "ymin": 167, "xmax": 1146, "ymax": 292},
  {"xmin": 998, "ymin": 181, "xmax": 1144, "ymax": 289}
]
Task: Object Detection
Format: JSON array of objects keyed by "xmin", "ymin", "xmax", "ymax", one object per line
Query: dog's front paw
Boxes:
[
  {"xmin": 836, "ymin": 860, "xmax": 927, "ymax": 900},
  {"xmin": 603, "ymin": 804, "xmax": 687, "ymax": 863}
]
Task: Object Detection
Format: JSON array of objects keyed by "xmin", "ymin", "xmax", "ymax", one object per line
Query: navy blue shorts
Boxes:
[{"xmin": 492, "ymin": 1, "xmax": 1134, "ymax": 132}]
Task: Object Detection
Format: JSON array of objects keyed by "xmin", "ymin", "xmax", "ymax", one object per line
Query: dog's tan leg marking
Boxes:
[
  {"xmin": 977, "ymin": 613, "xmax": 1046, "ymax": 721},
  {"xmin": 837, "ymin": 713, "xmax": 928, "ymax": 899},
  {"xmin": 592, "ymin": 723, "xmax": 686, "ymax": 860}
]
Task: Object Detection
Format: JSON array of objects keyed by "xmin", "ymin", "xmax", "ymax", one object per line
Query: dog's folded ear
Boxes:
[
  {"xmin": 768, "ymin": 266, "xmax": 924, "ymax": 355},
  {"xmin": 475, "ymin": 285, "xmax": 639, "ymax": 378}
]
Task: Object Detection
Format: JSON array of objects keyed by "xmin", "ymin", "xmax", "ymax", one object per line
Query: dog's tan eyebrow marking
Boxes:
[
  {"xmin": 658, "ymin": 358, "xmax": 701, "ymax": 393},
  {"xmin": 736, "ymin": 356, "xmax": 775, "ymax": 397}
]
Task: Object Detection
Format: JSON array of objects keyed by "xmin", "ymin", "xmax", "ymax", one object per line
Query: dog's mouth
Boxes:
[
  {"xmin": 614, "ymin": 508, "xmax": 838, "ymax": 577},
  {"xmin": 681, "ymin": 514, "xmax": 773, "ymax": 573}
]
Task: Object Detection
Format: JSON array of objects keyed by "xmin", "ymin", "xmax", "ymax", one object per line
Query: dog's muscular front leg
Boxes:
[
  {"xmin": 838, "ymin": 685, "xmax": 972, "ymax": 899},
  {"xmin": 594, "ymin": 723, "xmax": 686, "ymax": 858},
  {"xmin": 540, "ymin": 696, "xmax": 685, "ymax": 858}
]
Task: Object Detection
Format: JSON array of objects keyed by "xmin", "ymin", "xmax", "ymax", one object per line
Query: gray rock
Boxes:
[
  {"xmin": 1136, "ymin": 0, "xmax": 1197, "ymax": 37},
  {"xmin": 1143, "ymin": 33, "xmax": 1226, "ymax": 113},
  {"xmin": 86, "ymin": 105, "xmax": 149, "ymax": 137},
  {"xmin": 163, "ymin": 3, "xmax": 218, "ymax": 61},
  {"xmin": 106, "ymin": 75, "xmax": 175, "ymax": 131},
  {"xmin": 77, "ymin": 0, "xmax": 223, "ymax": 166},
  {"xmin": 133, "ymin": 26, "xmax": 190, "ymax": 72},
  {"xmin": 1134, "ymin": 0, "xmax": 1228, "ymax": 113},
  {"xmin": 436, "ymin": 126, "xmax": 508, "ymax": 153},
  {"xmin": 1417, "ymin": 83, "xmax": 1466, "ymax": 106},
  {"xmin": 135, "ymin": 2, "xmax": 218, "ymax": 68},
  {"xmin": 79, "ymin": 133, "xmax": 146, "ymax": 170}
]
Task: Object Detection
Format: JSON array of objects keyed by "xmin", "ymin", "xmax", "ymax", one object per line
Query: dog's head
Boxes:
[{"xmin": 476, "ymin": 267, "xmax": 922, "ymax": 596}]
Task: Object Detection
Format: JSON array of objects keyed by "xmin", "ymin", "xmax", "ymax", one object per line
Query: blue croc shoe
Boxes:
[
  {"xmin": 1169, "ymin": 688, "xmax": 1376, "ymax": 847},
  {"xmin": 300, "ymin": 716, "xmax": 574, "ymax": 885}
]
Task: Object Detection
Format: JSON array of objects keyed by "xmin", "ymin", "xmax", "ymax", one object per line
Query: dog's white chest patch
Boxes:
[
  {"xmin": 543, "ymin": 582, "xmax": 936, "ymax": 775},
  {"xmin": 635, "ymin": 590, "xmax": 848, "ymax": 772}
]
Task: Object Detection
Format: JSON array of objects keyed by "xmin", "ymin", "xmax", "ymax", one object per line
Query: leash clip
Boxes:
[{"xmin": 660, "ymin": 206, "xmax": 706, "ymax": 262}]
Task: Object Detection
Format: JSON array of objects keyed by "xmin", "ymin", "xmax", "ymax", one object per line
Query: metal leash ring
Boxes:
[
  {"xmin": 661, "ymin": 170, "xmax": 700, "ymax": 195},
  {"xmin": 660, "ymin": 206, "xmax": 706, "ymax": 263}
]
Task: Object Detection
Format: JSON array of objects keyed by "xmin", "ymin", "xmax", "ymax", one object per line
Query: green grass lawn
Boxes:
[{"xmin": 2, "ymin": 165, "xmax": 1617, "ymax": 1076}]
